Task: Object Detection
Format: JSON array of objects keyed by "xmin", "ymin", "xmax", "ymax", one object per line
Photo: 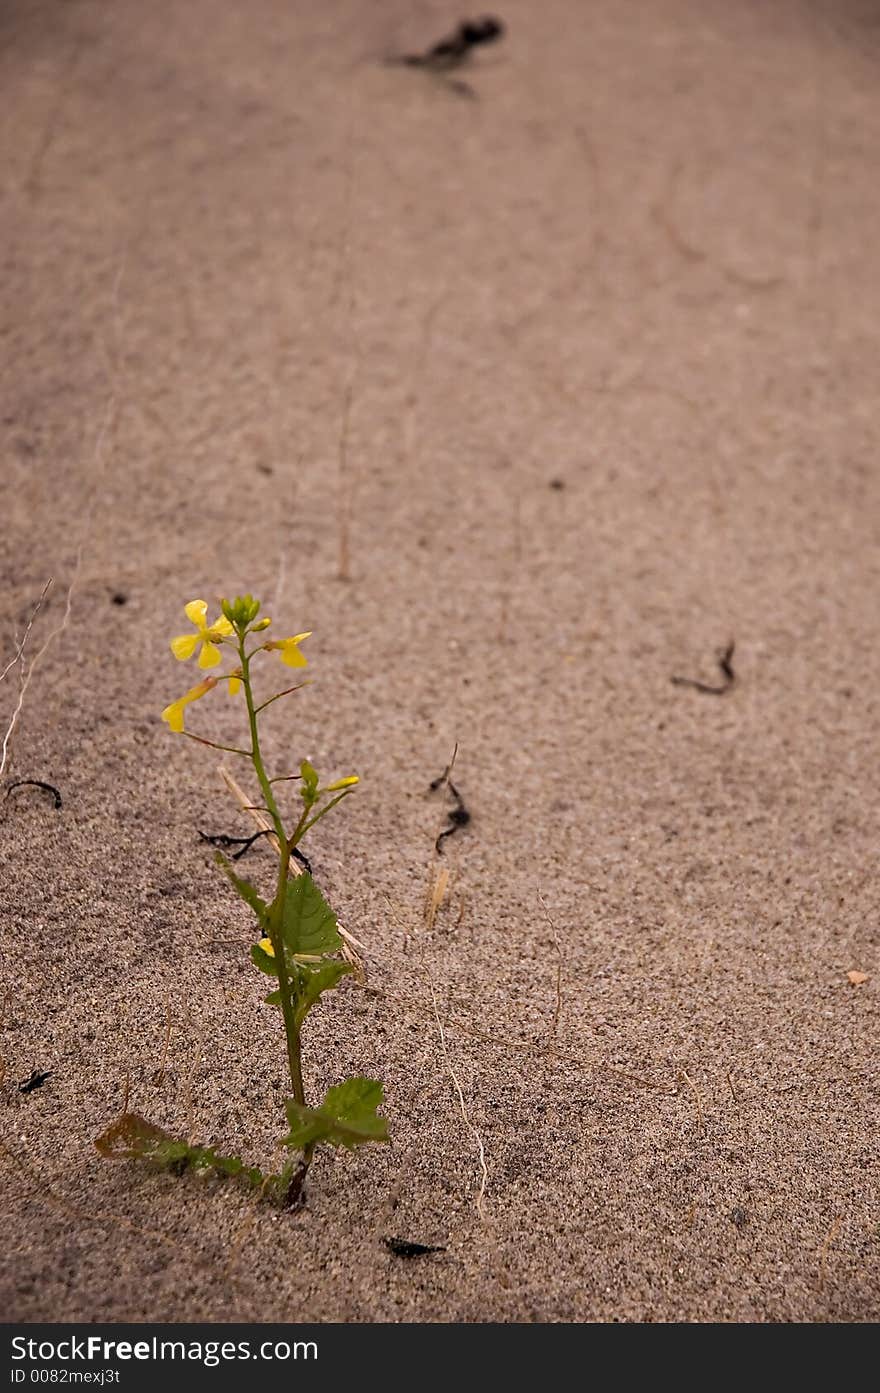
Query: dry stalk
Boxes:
[{"xmin": 679, "ymin": 1069, "xmax": 705, "ymax": 1127}]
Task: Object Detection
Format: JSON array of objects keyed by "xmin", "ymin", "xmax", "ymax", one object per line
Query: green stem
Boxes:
[
  {"xmin": 239, "ymin": 638, "xmax": 306, "ymax": 1111},
  {"xmin": 253, "ymin": 682, "xmax": 308, "ymax": 716},
  {"xmin": 182, "ymin": 732, "xmax": 252, "ymax": 757}
]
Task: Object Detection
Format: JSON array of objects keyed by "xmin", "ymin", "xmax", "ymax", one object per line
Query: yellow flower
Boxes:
[
  {"xmin": 265, "ymin": 632, "xmax": 311, "ymax": 669},
  {"xmin": 161, "ymin": 677, "xmax": 218, "ymax": 733},
  {"xmin": 258, "ymin": 937, "xmax": 275, "ymax": 958},
  {"xmin": 170, "ymin": 600, "xmax": 234, "ymax": 670},
  {"xmin": 227, "ymin": 667, "xmax": 242, "ymax": 696},
  {"xmin": 325, "ymin": 775, "xmax": 359, "ymax": 791}
]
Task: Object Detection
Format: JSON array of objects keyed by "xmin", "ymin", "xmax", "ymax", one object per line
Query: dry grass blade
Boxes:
[
  {"xmin": 0, "ymin": 579, "xmax": 52, "ymax": 689},
  {"xmin": 0, "ymin": 579, "xmax": 55, "ymax": 781},
  {"xmin": 425, "ymin": 864, "xmax": 450, "ymax": 929},
  {"xmin": 818, "ymin": 1215, "xmax": 842, "ymax": 1291}
]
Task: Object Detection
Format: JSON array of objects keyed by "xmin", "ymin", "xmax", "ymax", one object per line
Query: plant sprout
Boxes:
[{"xmin": 96, "ymin": 594, "xmax": 387, "ymax": 1207}]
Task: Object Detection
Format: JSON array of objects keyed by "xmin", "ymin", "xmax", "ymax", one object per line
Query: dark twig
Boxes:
[
  {"xmin": 671, "ymin": 641, "xmax": 736, "ymax": 695},
  {"xmin": 435, "ymin": 790, "xmax": 471, "ymax": 854},
  {"xmin": 198, "ymin": 828, "xmax": 312, "ymax": 872},
  {"xmin": 5, "ymin": 779, "xmax": 62, "ymax": 809},
  {"xmin": 429, "ymin": 745, "xmax": 472, "ymax": 854}
]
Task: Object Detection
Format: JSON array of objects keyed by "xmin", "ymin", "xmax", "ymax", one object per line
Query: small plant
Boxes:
[{"xmin": 96, "ymin": 595, "xmax": 387, "ymax": 1206}]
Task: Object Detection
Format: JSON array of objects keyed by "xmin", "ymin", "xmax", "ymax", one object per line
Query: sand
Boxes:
[{"xmin": 1, "ymin": 0, "xmax": 878, "ymax": 1323}]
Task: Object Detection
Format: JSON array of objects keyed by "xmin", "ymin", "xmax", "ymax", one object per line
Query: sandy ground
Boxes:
[{"xmin": 1, "ymin": 0, "xmax": 879, "ymax": 1323}]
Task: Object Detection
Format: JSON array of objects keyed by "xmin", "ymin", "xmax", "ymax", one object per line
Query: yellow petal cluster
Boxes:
[{"xmin": 170, "ymin": 600, "xmax": 234, "ymax": 669}]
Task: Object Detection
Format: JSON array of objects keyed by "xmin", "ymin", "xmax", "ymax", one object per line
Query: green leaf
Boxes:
[
  {"xmin": 293, "ymin": 959, "xmax": 352, "ymax": 1027},
  {"xmin": 281, "ymin": 872, "xmax": 341, "ymax": 957},
  {"xmin": 94, "ymin": 1112, "xmax": 268, "ymax": 1188},
  {"xmin": 283, "ymin": 1077, "xmax": 388, "ymax": 1152},
  {"xmin": 216, "ymin": 853, "xmax": 269, "ymax": 927},
  {"xmin": 251, "ymin": 941, "xmax": 278, "ymax": 977},
  {"xmin": 263, "ymin": 959, "xmax": 350, "ymax": 1013}
]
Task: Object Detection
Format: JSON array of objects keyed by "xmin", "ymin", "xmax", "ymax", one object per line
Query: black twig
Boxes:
[
  {"xmin": 198, "ymin": 829, "xmax": 313, "ymax": 873},
  {"xmin": 671, "ymin": 641, "xmax": 736, "ymax": 695},
  {"xmin": 5, "ymin": 780, "xmax": 62, "ymax": 809},
  {"xmin": 429, "ymin": 745, "xmax": 472, "ymax": 854},
  {"xmin": 198, "ymin": 828, "xmax": 275, "ymax": 860}
]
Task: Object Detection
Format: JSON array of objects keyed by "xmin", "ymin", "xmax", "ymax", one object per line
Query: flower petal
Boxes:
[
  {"xmin": 325, "ymin": 775, "xmax": 359, "ymax": 791},
  {"xmin": 198, "ymin": 640, "xmax": 222, "ymax": 669},
  {"xmin": 227, "ymin": 672, "xmax": 242, "ymax": 696},
  {"xmin": 184, "ymin": 599, "xmax": 208, "ymax": 626},
  {"xmin": 161, "ymin": 700, "xmax": 186, "ymax": 733},
  {"xmin": 160, "ymin": 677, "xmax": 217, "ymax": 733},
  {"xmin": 209, "ymin": 615, "xmax": 235, "ymax": 638},
  {"xmin": 170, "ymin": 633, "xmax": 200, "ymax": 661},
  {"xmin": 258, "ymin": 937, "xmax": 275, "ymax": 958},
  {"xmin": 279, "ymin": 633, "xmax": 311, "ymax": 668}
]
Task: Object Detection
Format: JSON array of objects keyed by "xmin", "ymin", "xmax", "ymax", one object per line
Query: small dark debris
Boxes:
[
  {"xmin": 383, "ymin": 1236, "xmax": 447, "ymax": 1258},
  {"xmin": 429, "ymin": 744, "xmax": 472, "ymax": 854},
  {"xmin": 111, "ymin": 592, "xmax": 128, "ymax": 605},
  {"xmin": 400, "ymin": 16, "xmax": 504, "ymax": 72},
  {"xmin": 730, "ymin": 1207, "xmax": 749, "ymax": 1230},
  {"xmin": 18, "ymin": 1069, "xmax": 52, "ymax": 1094},
  {"xmin": 671, "ymin": 641, "xmax": 736, "ymax": 696},
  {"xmin": 549, "ymin": 478, "xmax": 565, "ymax": 490},
  {"xmin": 5, "ymin": 780, "xmax": 62, "ymax": 810},
  {"xmin": 256, "ymin": 463, "xmax": 274, "ymax": 476}
]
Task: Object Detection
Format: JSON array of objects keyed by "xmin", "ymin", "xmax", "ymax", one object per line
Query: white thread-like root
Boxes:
[{"xmin": 429, "ymin": 973, "xmax": 489, "ymax": 1222}]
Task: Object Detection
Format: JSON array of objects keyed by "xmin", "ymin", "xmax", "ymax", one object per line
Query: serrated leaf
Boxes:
[
  {"xmin": 281, "ymin": 872, "xmax": 341, "ymax": 956},
  {"xmin": 251, "ymin": 941, "xmax": 278, "ymax": 977},
  {"xmin": 216, "ymin": 853, "xmax": 269, "ymax": 926},
  {"xmin": 283, "ymin": 1077, "xmax": 388, "ymax": 1152},
  {"xmin": 293, "ymin": 959, "xmax": 353, "ymax": 1027}
]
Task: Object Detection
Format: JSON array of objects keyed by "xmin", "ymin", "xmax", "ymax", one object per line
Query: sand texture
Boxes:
[{"xmin": 1, "ymin": 0, "xmax": 879, "ymax": 1322}]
